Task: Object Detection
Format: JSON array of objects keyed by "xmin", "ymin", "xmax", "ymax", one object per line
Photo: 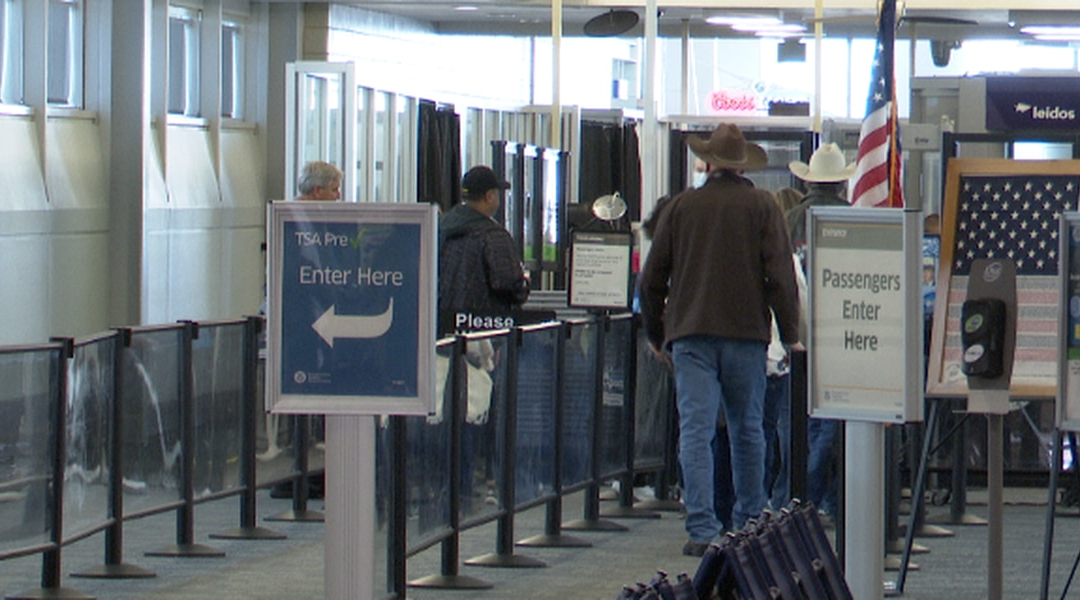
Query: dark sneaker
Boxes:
[{"xmin": 682, "ymin": 539, "xmax": 710, "ymax": 557}]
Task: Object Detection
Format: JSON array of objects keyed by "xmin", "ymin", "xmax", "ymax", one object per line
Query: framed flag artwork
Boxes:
[{"xmin": 927, "ymin": 157, "xmax": 1080, "ymax": 398}]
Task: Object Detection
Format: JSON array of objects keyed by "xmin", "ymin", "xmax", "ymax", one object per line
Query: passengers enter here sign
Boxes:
[{"xmin": 809, "ymin": 209, "xmax": 916, "ymax": 423}]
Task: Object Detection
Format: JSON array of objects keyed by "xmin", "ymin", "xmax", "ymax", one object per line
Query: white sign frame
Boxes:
[
  {"xmin": 266, "ymin": 201, "xmax": 437, "ymax": 416},
  {"xmin": 1058, "ymin": 213, "xmax": 1080, "ymax": 431},
  {"xmin": 567, "ymin": 230, "xmax": 634, "ymax": 310},
  {"xmin": 807, "ymin": 206, "xmax": 923, "ymax": 424}
]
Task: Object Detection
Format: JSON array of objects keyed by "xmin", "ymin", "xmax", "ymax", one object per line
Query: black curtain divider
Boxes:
[
  {"xmin": 578, "ymin": 122, "xmax": 617, "ymax": 212},
  {"xmin": 578, "ymin": 120, "xmax": 642, "ymax": 223},
  {"xmin": 417, "ymin": 100, "xmax": 461, "ymax": 213},
  {"xmin": 620, "ymin": 122, "xmax": 642, "ymax": 222}
]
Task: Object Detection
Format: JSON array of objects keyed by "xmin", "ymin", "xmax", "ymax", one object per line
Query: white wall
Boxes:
[
  {"xmin": 0, "ymin": 114, "xmax": 110, "ymax": 344},
  {"xmin": 0, "ymin": 0, "xmax": 270, "ymax": 345}
]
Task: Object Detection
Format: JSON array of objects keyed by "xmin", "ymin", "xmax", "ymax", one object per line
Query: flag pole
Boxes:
[{"xmin": 813, "ymin": 0, "xmax": 823, "ymax": 133}]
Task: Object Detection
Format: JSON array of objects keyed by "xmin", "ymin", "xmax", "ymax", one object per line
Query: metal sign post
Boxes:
[
  {"xmin": 266, "ymin": 201, "xmax": 437, "ymax": 600},
  {"xmin": 807, "ymin": 207, "xmax": 922, "ymax": 600}
]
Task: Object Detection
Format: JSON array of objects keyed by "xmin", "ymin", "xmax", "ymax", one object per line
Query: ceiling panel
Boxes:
[{"xmin": 312, "ymin": 2, "xmax": 1080, "ymax": 42}]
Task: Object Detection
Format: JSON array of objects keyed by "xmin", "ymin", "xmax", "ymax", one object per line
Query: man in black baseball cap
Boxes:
[
  {"xmin": 438, "ymin": 165, "xmax": 527, "ymax": 323},
  {"xmin": 461, "ymin": 165, "xmax": 511, "ymax": 198}
]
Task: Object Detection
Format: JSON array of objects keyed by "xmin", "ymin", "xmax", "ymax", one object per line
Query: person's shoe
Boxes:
[{"xmin": 682, "ymin": 539, "xmax": 710, "ymax": 557}]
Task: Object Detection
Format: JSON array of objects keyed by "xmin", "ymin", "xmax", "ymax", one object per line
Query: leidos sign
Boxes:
[
  {"xmin": 1016, "ymin": 103, "xmax": 1077, "ymax": 121},
  {"xmin": 986, "ymin": 77, "xmax": 1080, "ymax": 131}
]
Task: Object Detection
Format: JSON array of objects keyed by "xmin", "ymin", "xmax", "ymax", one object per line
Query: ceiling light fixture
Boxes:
[
  {"xmin": 705, "ymin": 14, "xmax": 781, "ymax": 28},
  {"xmin": 454, "ymin": 5, "xmax": 478, "ymax": 11},
  {"xmin": 1020, "ymin": 25, "xmax": 1080, "ymax": 36},
  {"xmin": 738, "ymin": 23, "xmax": 807, "ymax": 35}
]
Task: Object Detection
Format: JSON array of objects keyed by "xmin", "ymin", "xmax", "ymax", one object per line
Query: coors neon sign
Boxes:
[{"xmin": 708, "ymin": 90, "xmax": 760, "ymax": 113}]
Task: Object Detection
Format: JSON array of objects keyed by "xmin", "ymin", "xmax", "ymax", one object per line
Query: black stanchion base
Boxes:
[
  {"xmin": 633, "ymin": 498, "xmax": 683, "ymax": 512},
  {"xmin": 885, "ymin": 556, "xmax": 919, "ymax": 571},
  {"xmin": 515, "ymin": 533, "xmax": 592, "ymax": 548},
  {"xmin": 406, "ymin": 574, "xmax": 493, "ymax": 590},
  {"xmin": 887, "ymin": 538, "xmax": 930, "ymax": 555},
  {"xmin": 209, "ymin": 526, "xmax": 287, "ymax": 540},
  {"xmin": 264, "ymin": 509, "xmax": 324, "ymax": 523},
  {"xmin": 464, "ymin": 552, "xmax": 547, "ymax": 568},
  {"xmin": 560, "ymin": 518, "xmax": 628, "ymax": 532},
  {"xmin": 144, "ymin": 543, "xmax": 226, "ymax": 558},
  {"xmin": 600, "ymin": 506, "xmax": 661, "ymax": 519},
  {"xmin": 70, "ymin": 562, "xmax": 157, "ymax": 579},
  {"xmin": 5, "ymin": 587, "xmax": 96, "ymax": 600}
]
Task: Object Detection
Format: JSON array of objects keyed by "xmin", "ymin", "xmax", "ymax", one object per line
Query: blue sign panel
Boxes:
[
  {"xmin": 267, "ymin": 202, "xmax": 437, "ymax": 416},
  {"xmin": 986, "ymin": 77, "xmax": 1080, "ymax": 131},
  {"xmin": 282, "ymin": 220, "xmax": 419, "ymax": 395}
]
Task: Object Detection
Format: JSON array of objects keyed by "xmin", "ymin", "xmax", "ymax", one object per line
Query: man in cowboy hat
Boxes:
[
  {"xmin": 639, "ymin": 123, "xmax": 801, "ymax": 556},
  {"xmin": 785, "ymin": 142, "xmax": 856, "ymax": 259},
  {"xmin": 786, "ymin": 143, "xmax": 857, "ymax": 522}
]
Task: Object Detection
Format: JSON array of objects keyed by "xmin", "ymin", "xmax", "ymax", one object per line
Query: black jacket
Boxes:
[{"xmin": 438, "ymin": 203, "xmax": 529, "ymax": 315}]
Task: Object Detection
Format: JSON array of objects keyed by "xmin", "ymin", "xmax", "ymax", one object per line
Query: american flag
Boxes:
[
  {"xmin": 850, "ymin": 0, "xmax": 903, "ymax": 208},
  {"xmin": 940, "ymin": 174, "xmax": 1079, "ymax": 392}
]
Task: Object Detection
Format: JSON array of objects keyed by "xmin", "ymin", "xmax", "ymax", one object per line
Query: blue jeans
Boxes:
[
  {"xmin": 807, "ymin": 417, "xmax": 840, "ymax": 514},
  {"xmin": 762, "ymin": 373, "xmax": 791, "ymax": 509},
  {"xmin": 673, "ymin": 336, "xmax": 767, "ymax": 542}
]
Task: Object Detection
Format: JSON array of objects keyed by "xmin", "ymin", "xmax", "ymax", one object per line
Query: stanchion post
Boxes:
[
  {"xmin": 408, "ymin": 335, "xmax": 492, "ymax": 589},
  {"xmin": 70, "ymin": 329, "xmax": 156, "ymax": 579},
  {"xmin": 602, "ymin": 317, "xmax": 658, "ymax": 520},
  {"xmin": 9, "ymin": 340, "xmax": 95, "ymax": 599},
  {"xmin": 790, "ymin": 350, "xmax": 808, "ymax": 503},
  {"xmin": 145, "ymin": 321, "xmax": 223, "ymax": 557},
  {"xmin": 563, "ymin": 315, "xmax": 626, "ymax": 532},
  {"xmin": 517, "ymin": 323, "xmax": 591, "ymax": 548},
  {"xmin": 210, "ymin": 317, "xmax": 284, "ymax": 541},
  {"xmin": 388, "ymin": 416, "xmax": 408, "ymax": 596},
  {"xmin": 1039, "ymin": 428, "xmax": 1060, "ymax": 600},
  {"xmin": 467, "ymin": 328, "xmax": 546, "ymax": 567},
  {"xmin": 265, "ymin": 412, "xmax": 324, "ymax": 523}
]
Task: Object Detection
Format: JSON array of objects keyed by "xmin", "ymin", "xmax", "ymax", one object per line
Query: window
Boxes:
[
  {"xmin": 0, "ymin": 0, "xmax": 23, "ymax": 105},
  {"xmin": 221, "ymin": 19, "xmax": 242, "ymax": 118},
  {"xmin": 168, "ymin": 5, "xmax": 201, "ymax": 116},
  {"xmin": 47, "ymin": 0, "xmax": 83, "ymax": 107}
]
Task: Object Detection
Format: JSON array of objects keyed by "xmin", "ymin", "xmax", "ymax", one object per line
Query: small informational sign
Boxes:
[
  {"xmin": 266, "ymin": 201, "xmax": 437, "ymax": 416},
  {"xmin": 807, "ymin": 207, "xmax": 921, "ymax": 423},
  {"xmin": 568, "ymin": 230, "xmax": 634, "ymax": 310},
  {"xmin": 1058, "ymin": 214, "xmax": 1080, "ymax": 431}
]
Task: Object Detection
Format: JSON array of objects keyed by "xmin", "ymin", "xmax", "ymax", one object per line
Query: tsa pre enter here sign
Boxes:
[{"xmin": 266, "ymin": 201, "xmax": 437, "ymax": 416}]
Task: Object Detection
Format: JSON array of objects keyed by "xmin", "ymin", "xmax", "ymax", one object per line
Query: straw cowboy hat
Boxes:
[
  {"xmin": 687, "ymin": 123, "xmax": 768, "ymax": 171},
  {"xmin": 788, "ymin": 143, "xmax": 856, "ymax": 182}
]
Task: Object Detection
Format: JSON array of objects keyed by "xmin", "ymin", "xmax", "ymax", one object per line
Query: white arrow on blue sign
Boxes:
[{"xmin": 312, "ymin": 298, "xmax": 395, "ymax": 347}]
